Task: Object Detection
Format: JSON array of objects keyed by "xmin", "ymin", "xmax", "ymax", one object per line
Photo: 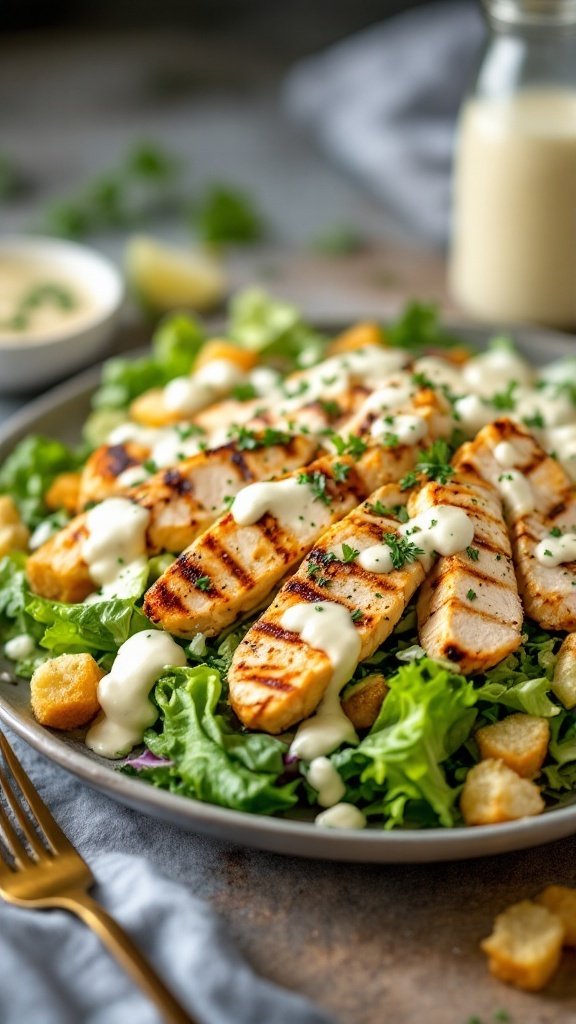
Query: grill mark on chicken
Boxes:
[
  {"xmin": 230, "ymin": 450, "xmax": 254, "ymax": 481},
  {"xmin": 251, "ymin": 620, "xmax": 305, "ymax": 644},
  {"xmin": 175, "ymin": 553, "xmax": 220, "ymax": 594},
  {"xmin": 162, "ymin": 468, "xmax": 194, "ymax": 496},
  {"xmin": 201, "ymin": 533, "xmax": 254, "ymax": 587}
]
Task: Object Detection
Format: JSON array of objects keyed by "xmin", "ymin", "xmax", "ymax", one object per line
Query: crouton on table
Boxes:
[{"xmin": 481, "ymin": 900, "xmax": 565, "ymax": 991}]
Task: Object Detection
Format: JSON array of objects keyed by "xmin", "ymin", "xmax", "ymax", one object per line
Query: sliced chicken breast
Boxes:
[
  {"xmin": 27, "ymin": 434, "xmax": 317, "ymax": 603},
  {"xmin": 455, "ymin": 418, "xmax": 576, "ymax": 631},
  {"xmin": 78, "ymin": 441, "xmax": 151, "ymax": 509},
  {"xmin": 227, "ymin": 483, "xmax": 423, "ymax": 733},
  {"xmin": 415, "ymin": 471, "xmax": 523, "ymax": 673}
]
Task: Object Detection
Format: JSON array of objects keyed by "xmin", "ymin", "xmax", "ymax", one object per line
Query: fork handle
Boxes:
[{"xmin": 59, "ymin": 891, "xmax": 195, "ymax": 1024}]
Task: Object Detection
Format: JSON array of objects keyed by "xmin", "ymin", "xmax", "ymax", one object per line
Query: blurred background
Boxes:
[{"xmin": 0, "ymin": 0, "xmax": 482, "ymax": 321}]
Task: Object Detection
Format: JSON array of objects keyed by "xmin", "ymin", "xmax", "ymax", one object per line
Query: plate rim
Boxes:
[{"xmin": 2, "ymin": 321, "xmax": 576, "ymax": 862}]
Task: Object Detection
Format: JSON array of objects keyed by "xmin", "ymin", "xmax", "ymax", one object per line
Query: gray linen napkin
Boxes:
[
  {"xmin": 284, "ymin": 0, "xmax": 484, "ymax": 245},
  {"xmin": 0, "ymin": 734, "xmax": 336, "ymax": 1024}
]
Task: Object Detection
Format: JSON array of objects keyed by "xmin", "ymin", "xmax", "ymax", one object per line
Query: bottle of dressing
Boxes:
[{"xmin": 450, "ymin": 0, "xmax": 576, "ymax": 327}]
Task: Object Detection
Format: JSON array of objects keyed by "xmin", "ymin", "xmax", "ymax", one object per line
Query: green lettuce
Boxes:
[
  {"xmin": 474, "ymin": 623, "xmax": 563, "ymax": 718},
  {"xmin": 133, "ymin": 666, "xmax": 299, "ymax": 814},
  {"xmin": 229, "ymin": 288, "xmax": 326, "ymax": 368},
  {"xmin": 385, "ymin": 302, "xmax": 467, "ymax": 352},
  {"xmin": 332, "ymin": 658, "xmax": 478, "ymax": 828},
  {"xmin": 0, "ymin": 435, "xmax": 82, "ymax": 528},
  {"xmin": 25, "ymin": 593, "xmax": 152, "ymax": 658},
  {"xmin": 92, "ymin": 311, "xmax": 204, "ymax": 410}
]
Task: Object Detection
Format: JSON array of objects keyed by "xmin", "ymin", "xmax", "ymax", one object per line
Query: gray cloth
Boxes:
[
  {"xmin": 0, "ymin": 729, "xmax": 335, "ymax": 1024},
  {"xmin": 284, "ymin": 1, "xmax": 485, "ymax": 245}
]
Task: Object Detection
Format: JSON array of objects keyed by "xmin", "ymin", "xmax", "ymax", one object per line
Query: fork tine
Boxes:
[
  {"xmin": 0, "ymin": 802, "xmax": 31, "ymax": 867},
  {"xmin": 0, "ymin": 764, "xmax": 49, "ymax": 860},
  {"xmin": 0, "ymin": 732, "xmax": 76, "ymax": 855}
]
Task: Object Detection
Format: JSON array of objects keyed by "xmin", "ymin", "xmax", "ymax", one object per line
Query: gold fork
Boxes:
[{"xmin": 0, "ymin": 730, "xmax": 194, "ymax": 1024}]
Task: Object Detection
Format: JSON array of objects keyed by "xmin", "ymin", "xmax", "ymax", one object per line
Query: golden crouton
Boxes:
[
  {"xmin": 460, "ymin": 759, "xmax": 545, "ymax": 826},
  {"xmin": 481, "ymin": 900, "xmax": 565, "ymax": 991},
  {"xmin": 341, "ymin": 674, "xmax": 388, "ymax": 730},
  {"xmin": 328, "ymin": 321, "xmax": 383, "ymax": 355},
  {"xmin": 130, "ymin": 388, "xmax": 181, "ymax": 427},
  {"xmin": 0, "ymin": 496, "xmax": 29, "ymax": 556},
  {"xmin": 475, "ymin": 714, "xmax": 550, "ymax": 778},
  {"xmin": 194, "ymin": 339, "xmax": 257, "ymax": 373},
  {"xmin": 536, "ymin": 886, "xmax": 576, "ymax": 946},
  {"xmin": 30, "ymin": 653, "xmax": 104, "ymax": 730},
  {"xmin": 552, "ymin": 633, "xmax": 576, "ymax": 710},
  {"xmin": 45, "ymin": 472, "xmax": 82, "ymax": 515}
]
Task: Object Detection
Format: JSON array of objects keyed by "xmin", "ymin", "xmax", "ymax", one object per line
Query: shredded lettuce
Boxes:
[
  {"xmin": 132, "ymin": 666, "xmax": 299, "ymax": 814},
  {"xmin": 0, "ymin": 435, "xmax": 82, "ymax": 528},
  {"xmin": 332, "ymin": 658, "xmax": 477, "ymax": 828},
  {"xmin": 91, "ymin": 311, "xmax": 204, "ymax": 410},
  {"xmin": 474, "ymin": 623, "xmax": 563, "ymax": 718}
]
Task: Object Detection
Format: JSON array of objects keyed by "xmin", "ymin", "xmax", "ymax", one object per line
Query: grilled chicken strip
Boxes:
[
  {"xmin": 416, "ymin": 471, "xmax": 523, "ymax": 673},
  {"xmin": 143, "ymin": 388, "xmax": 450, "ymax": 638},
  {"xmin": 455, "ymin": 419, "xmax": 576, "ymax": 631},
  {"xmin": 227, "ymin": 483, "xmax": 424, "ymax": 733},
  {"xmin": 27, "ymin": 434, "xmax": 317, "ymax": 604},
  {"xmin": 77, "ymin": 441, "xmax": 151, "ymax": 509}
]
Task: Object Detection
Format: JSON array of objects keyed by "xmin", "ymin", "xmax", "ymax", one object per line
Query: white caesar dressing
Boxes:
[
  {"xmin": 306, "ymin": 756, "xmax": 346, "ymax": 808},
  {"xmin": 163, "ymin": 358, "xmax": 244, "ymax": 416},
  {"xmin": 546, "ymin": 424, "xmax": 576, "ymax": 481},
  {"xmin": 108, "ymin": 422, "xmax": 163, "ymax": 448},
  {"xmin": 151, "ymin": 431, "xmax": 204, "ymax": 468},
  {"xmin": 358, "ymin": 505, "xmax": 474, "ymax": 575},
  {"xmin": 284, "ymin": 602, "xmax": 361, "ymax": 761},
  {"xmin": 117, "ymin": 465, "xmax": 152, "ymax": 489},
  {"xmin": 412, "ymin": 356, "xmax": 463, "ymax": 393},
  {"xmin": 278, "ymin": 347, "xmax": 408, "ymax": 416},
  {"xmin": 231, "ymin": 478, "xmax": 331, "ymax": 535},
  {"xmin": 249, "ymin": 366, "xmax": 281, "ymax": 396},
  {"xmin": 371, "ymin": 413, "xmax": 427, "ymax": 446},
  {"xmin": 86, "ymin": 631, "xmax": 187, "ymax": 758},
  {"xmin": 315, "ymin": 803, "xmax": 367, "ymax": 830},
  {"xmin": 29, "ymin": 519, "xmax": 59, "ymax": 551},
  {"xmin": 535, "ymin": 533, "xmax": 576, "ymax": 567},
  {"xmin": 4, "ymin": 634, "xmax": 35, "ymax": 660},
  {"xmin": 493, "ymin": 442, "xmax": 535, "ymax": 518},
  {"xmin": 0, "ymin": 256, "xmax": 96, "ymax": 342},
  {"xmin": 82, "ymin": 498, "xmax": 150, "ymax": 587},
  {"xmin": 353, "ymin": 376, "xmax": 416, "ymax": 417},
  {"xmin": 462, "ymin": 348, "xmax": 534, "ymax": 397},
  {"xmin": 453, "ymin": 394, "xmax": 494, "ymax": 435}
]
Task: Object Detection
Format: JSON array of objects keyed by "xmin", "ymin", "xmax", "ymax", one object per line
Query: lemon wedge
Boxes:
[{"xmin": 125, "ymin": 236, "xmax": 226, "ymax": 313}]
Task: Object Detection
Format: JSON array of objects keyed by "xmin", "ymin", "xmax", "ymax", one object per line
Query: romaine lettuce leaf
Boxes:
[
  {"xmin": 136, "ymin": 666, "xmax": 299, "ymax": 814},
  {"xmin": 91, "ymin": 311, "xmax": 204, "ymax": 410},
  {"xmin": 474, "ymin": 622, "xmax": 563, "ymax": 718},
  {"xmin": 229, "ymin": 288, "xmax": 326, "ymax": 368},
  {"xmin": 0, "ymin": 435, "xmax": 82, "ymax": 528},
  {"xmin": 25, "ymin": 593, "xmax": 152, "ymax": 657},
  {"xmin": 332, "ymin": 658, "xmax": 477, "ymax": 828}
]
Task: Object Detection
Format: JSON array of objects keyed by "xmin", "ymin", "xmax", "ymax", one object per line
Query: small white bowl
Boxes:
[{"xmin": 0, "ymin": 236, "xmax": 124, "ymax": 392}]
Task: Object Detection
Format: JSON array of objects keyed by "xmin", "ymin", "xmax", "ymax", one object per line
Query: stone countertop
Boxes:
[{"xmin": 1, "ymin": 30, "xmax": 576, "ymax": 1024}]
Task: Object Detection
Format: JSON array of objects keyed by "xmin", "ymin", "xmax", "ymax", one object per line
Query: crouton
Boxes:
[
  {"xmin": 552, "ymin": 633, "xmax": 576, "ymax": 710},
  {"xmin": 45, "ymin": 472, "xmax": 82, "ymax": 515},
  {"xmin": 475, "ymin": 714, "xmax": 550, "ymax": 778},
  {"xmin": 130, "ymin": 388, "xmax": 181, "ymax": 427},
  {"xmin": 341, "ymin": 674, "xmax": 388, "ymax": 730},
  {"xmin": 536, "ymin": 886, "xmax": 576, "ymax": 946},
  {"xmin": 0, "ymin": 496, "xmax": 29, "ymax": 556},
  {"xmin": 481, "ymin": 900, "xmax": 565, "ymax": 991},
  {"xmin": 30, "ymin": 653, "xmax": 104, "ymax": 730},
  {"xmin": 328, "ymin": 321, "xmax": 384, "ymax": 355},
  {"xmin": 194, "ymin": 339, "xmax": 257, "ymax": 373},
  {"xmin": 460, "ymin": 759, "xmax": 545, "ymax": 826}
]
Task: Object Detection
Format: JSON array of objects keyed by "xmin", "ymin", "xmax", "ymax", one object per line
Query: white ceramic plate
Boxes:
[{"xmin": 1, "ymin": 323, "xmax": 576, "ymax": 863}]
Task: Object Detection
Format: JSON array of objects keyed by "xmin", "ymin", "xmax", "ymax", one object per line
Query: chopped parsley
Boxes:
[
  {"xmin": 350, "ymin": 608, "xmax": 363, "ymax": 623},
  {"xmin": 231, "ymin": 381, "xmax": 258, "ymax": 401},
  {"xmin": 522, "ymin": 411, "xmax": 545, "ymax": 430},
  {"xmin": 466, "ymin": 588, "xmax": 477, "ymax": 601},
  {"xmin": 328, "ymin": 433, "xmax": 368, "ymax": 459},
  {"xmin": 341, "ymin": 543, "xmax": 360, "ymax": 563},
  {"xmin": 490, "ymin": 381, "xmax": 517, "ymax": 412},
  {"xmin": 550, "ymin": 526, "xmax": 562, "ymax": 537},
  {"xmin": 382, "ymin": 533, "xmax": 425, "ymax": 570},
  {"xmin": 332, "ymin": 461, "xmax": 351, "ymax": 482},
  {"xmin": 195, "ymin": 575, "xmax": 212, "ymax": 591},
  {"xmin": 222, "ymin": 494, "xmax": 235, "ymax": 510},
  {"xmin": 466, "ymin": 546, "xmax": 480, "ymax": 561},
  {"xmin": 400, "ymin": 439, "xmax": 454, "ymax": 490},
  {"xmin": 543, "ymin": 549, "xmax": 553, "ymax": 558},
  {"xmin": 228, "ymin": 425, "xmax": 291, "ymax": 450},
  {"xmin": 319, "ymin": 399, "xmax": 341, "ymax": 418},
  {"xmin": 297, "ymin": 470, "xmax": 331, "ymax": 505},
  {"xmin": 381, "ymin": 431, "xmax": 400, "ymax": 448},
  {"xmin": 366, "ymin": 501, "xmax": 409, "ymax": 523},
  {"xmin": 306, "ymin": 563, "xmax": 330, "ymax": 587}
]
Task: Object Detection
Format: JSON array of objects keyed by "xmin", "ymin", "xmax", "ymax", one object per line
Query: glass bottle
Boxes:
[{"xmin": 450, "ymin": 0, "xmax": 576, "ymax": 327}]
